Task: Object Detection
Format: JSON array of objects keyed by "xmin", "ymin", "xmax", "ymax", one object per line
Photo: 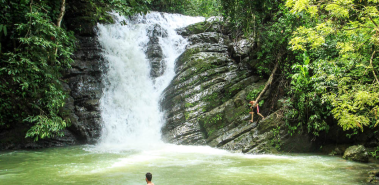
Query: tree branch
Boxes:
[
  {"xmin": 56, "ymin": 0, "xmax": 66, "ymax": 28},
  {"xmin": 370, "ymin": 50, "xmax": 379, "ymax": 84},
  {"xmin": 252, "ymin": 54, "xmax": 281, "ymax": 108},
  {"xmin": 55, "ymin": 0, "xmax": 66, "ymax": 56},
  {"xmin": 368, "ymin": 14, "xmax": 379, "ymax": 28}
]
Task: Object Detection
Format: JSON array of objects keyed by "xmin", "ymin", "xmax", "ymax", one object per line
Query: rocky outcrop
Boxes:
[
  {"xmin": 146, "ymin": 24, "xmax": 168, "ymax": 78},
  {"xmin": 0, "ymin": 3, "xmax": 106, "ymax": 149},
  {"xmin": 343, "ymin": 145, "xmax": 369, "ymax": 162},
  {"xmin": 209, "ymin": 108, "xmax": 313, "ymax": 153},
  {"xmin": 161, "ymin": 19, "xmax": 314, "ymax": 153},
  {"xmin": 61, "ymin": 35, "xmax": 104, "ymax": 144}
]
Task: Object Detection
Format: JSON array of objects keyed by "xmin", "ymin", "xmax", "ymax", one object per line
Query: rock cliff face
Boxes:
[
  {"xmin": 61, "ymin": 35, "xmax": 104, "ymax": 144},
  {"xmin": 0, "ymin": 29, "xmax": 104, "ymax": 149},
  {"xmin": 161, "ymin": 19, "xmax": 314, "ymax": 153}
]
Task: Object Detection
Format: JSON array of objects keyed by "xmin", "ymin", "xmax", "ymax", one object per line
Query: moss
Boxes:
[
  {"xmin": 185, "ymin": 102, "xmax": 194, "ymax": 108},
  {"xmin": 186, "ymin": 20, "xmax": 222, "ymax": 34},
  {"xmin": 199, "ymin": 113, "xmax": 224, "ymax": 137},
  {"xmin": 187, "ymin": 22, "xmax": 207, "ymax": 34}
]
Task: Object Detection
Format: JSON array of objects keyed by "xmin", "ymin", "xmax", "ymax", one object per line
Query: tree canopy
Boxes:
[{"xmin": 219, "ymin": 0, "xmax": 379, "ymax": 137}]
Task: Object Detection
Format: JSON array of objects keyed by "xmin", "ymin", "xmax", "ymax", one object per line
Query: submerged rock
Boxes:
[{"xmin": 343, "ymin": 145, "xmax": 369, "ymax": 162}]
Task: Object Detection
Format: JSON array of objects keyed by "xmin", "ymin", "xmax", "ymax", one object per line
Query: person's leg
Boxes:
[
  {"xmin": 257, "ymin": 112, "xmax": 264, "ymax": 119},
  {"xmin": 249, "ymin": 112, "xmax": 254, "ymax": 122}
]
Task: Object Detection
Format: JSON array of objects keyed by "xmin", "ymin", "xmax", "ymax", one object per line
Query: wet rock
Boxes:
[
  {"xmin": 229, "ymin": 39, "xmax": 254, "ymax": 59},
  {"xmin": 188, "ymin": 32, "xmax": 224, "ymax": 45},
  {"xmin": 368, "ymin": 170, "xmax": 379, "ymax": 184},
  {"xmin": 61, "ymin": 34, "xmax": 104, "ymax": 144},
  {"xmin": 343, "ymin": 145, "xmax": 369, "ymax": 162},
  {"xmin": 161, "ymin": 19, "xmax": 313, "ymax": 154},
  {"xmin": 176, "ymin": 17, "xmax": 227, "ymax": 36},
  {"xmin": 161, "ymin": 18, "xmax": 253, "ymax": 145},
  {"xmin": 329, "ymin": 147, "xmax": 344, "ymax": 156},
  {"xmin": 162, "ymin": 19, "xmax": 315, "ymax": 154},
  {"xmin": 146, "ymin": 24, "xmax": 168, "ymax": 78}
]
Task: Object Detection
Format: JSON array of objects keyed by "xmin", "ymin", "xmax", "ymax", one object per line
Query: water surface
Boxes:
[{"xmin": 0, "ymin": 144, "xmax": 374, "ymax": 185}]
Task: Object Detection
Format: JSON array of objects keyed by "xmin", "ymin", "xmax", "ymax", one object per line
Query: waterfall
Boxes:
[{"xmin": 96, "ymin": 12, "xmax": 204, "ymax": 151}]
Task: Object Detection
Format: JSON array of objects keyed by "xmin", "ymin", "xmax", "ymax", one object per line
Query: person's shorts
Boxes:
[{"xmin": 250, "ymin": 107, "xmax": 258, "ymax": 114}]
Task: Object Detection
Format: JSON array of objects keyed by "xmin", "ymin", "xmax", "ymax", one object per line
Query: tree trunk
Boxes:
[
  {"xmin": 55, "ymin": 0, "xmax": 65, "ymax": 56},
  {"xmin": 251, "ymin": 55, "xmax": 281, "ymax": 108},
  {"xmin": 56, "ymin": 0, "xmax": 66, "ymax": 28}
]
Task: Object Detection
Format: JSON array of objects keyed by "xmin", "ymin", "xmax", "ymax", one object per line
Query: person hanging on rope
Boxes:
[{"xmin": 249, "ymin": 101, "xmax": 264, "ymax": 122}]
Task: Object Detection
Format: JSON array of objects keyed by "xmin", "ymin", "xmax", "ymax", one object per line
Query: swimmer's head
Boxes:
[{"xmin": 146, "ymin": 172, "xmax": 152, "ymax": 181}]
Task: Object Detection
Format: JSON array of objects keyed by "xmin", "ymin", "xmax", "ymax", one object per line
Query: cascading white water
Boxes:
[{"xmin": 96, "ymin": 12, "xmax": 204, "ymax": 151}]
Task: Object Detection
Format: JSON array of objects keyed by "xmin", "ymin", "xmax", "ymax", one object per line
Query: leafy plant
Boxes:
[
  {"xmin": 370, "ymin": 146, "xmax": 379, "ymax": 159},
  {"xmin": 149, "ymin": 0, "xmax": 221, "ymax": 17},
  {"xmin": 270, "ymin": 126, "xmax": 282, "ymax": 150},
  {"xmin": 286, "ymin": 0, "xmax": 379, "ymax": 135}
]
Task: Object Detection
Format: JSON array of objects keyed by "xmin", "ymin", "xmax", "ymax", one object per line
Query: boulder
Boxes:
[
  {"xmin": 229, "ymin": 39, "xmax": 254, "ymax": 59},
  {"xmin": 343, "ymin": 145, "xmax": 369, "ymax": 162}
]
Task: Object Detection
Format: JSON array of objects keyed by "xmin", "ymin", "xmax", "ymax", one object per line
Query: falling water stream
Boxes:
[
  {"xmin": 0, "ymin": 12, "xmax": 377, "ymax": 185},
  {"xmin": 95, "ymin": 12, "xmax": 203, "ymax": 151}
]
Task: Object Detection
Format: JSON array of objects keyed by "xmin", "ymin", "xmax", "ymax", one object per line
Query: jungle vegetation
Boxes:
[
  {"xmin": 1, "ymin": 0, "xmax": 378, "ymax": 141},
  {"xmin": 0, "ymin": 0, "xmax": 151, "ymax": 141},
  {"xmin": 219, "ymin": 0, "xmax": 379, "ymax": 138}
]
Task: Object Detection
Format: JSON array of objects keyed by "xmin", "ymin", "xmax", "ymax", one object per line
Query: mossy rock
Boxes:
[
  {"xmin": 186, "ymin": 21, "xmax": 220, "ymax": 35},
  {"xmin": 343, "ymin": 145, "xmax": 369, "ymax": 162}
]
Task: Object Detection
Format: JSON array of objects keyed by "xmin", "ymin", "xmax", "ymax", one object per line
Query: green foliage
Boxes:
[
  {"xmin": 202, "ymin": 113, "xmax": 223, "ymax": 136},
  {"xmin": 0, "ymin": 0, "xmax": 152, "ymax": 141},
  {"xmin": 246, "ymin": 85, "xmax": 264, "ymax": 101},
  {"xmin": 286, "ymin": 0, "xmax": 379, "ymax": 135},
  {"xmin": 185, "ymin": 102, "xmax": 194, "ymax": 108},
  {"xmin": 285, "ymin": 52, "xmax": 331, "ymax": 136},
  {"xmin": 202, "ymin": 92, "xmax": 220, "ymax": 111},
  {"xmin": 270, "ymin": 126, "xmax": 282, "ymax": 150},
  {"xmin": 149, "ymin": 0, "xmax": 221, "ymax": 17},
  {"xmin": 93, "ymin": 0, "xmax": 151, "ymax": 19},
  {"xmin": 222, "ymin": 0, "xmax": 379, "ymax": 138},
  {"xmin": 0, "ymin": 0, "xmax": 76, "ymax": 141},
  {"xmin": 370, "ymin": 146, "xmax": 379, "ymax": 159}
]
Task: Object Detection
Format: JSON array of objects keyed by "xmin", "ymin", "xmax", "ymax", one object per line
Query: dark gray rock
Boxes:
[
  {"xmin": 146, "ymin": 24, "xmax": 168, "ymax": 78},
  {"xmin": 343, "ymin": 145, "xmax": 369, "ymax": 162},
  {"xmin": 229, "ymin": 39, "xmax": 254, "ymax": 59},
  {"xmin": 61, "ymin": 35, "xmax": 105, "ymax": 144},
  {"xmin": 188, "ymin": 32, "xmax": 224, "ymax": 45}
]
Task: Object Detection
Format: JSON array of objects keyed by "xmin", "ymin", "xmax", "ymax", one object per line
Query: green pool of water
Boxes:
[{"xmin": 0, "ymin": 144, "xmax": 375, "ymax": 184}]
